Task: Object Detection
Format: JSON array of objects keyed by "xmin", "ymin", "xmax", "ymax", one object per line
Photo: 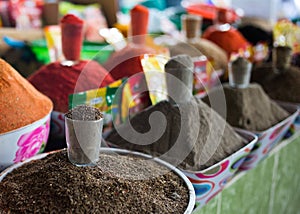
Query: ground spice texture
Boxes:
[{"xmin": 0, "ymin": 150, "xmax": 189, "ymax": 213}]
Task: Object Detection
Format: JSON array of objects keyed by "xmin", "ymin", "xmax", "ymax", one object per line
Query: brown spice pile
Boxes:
[
  {"xmin": 203, "ymin": 84, "xmax": 290, "ymax": 131},
  {"xmin": 0, "ymin": 150, "xmax": 189, "ymax": 213},
  {"xmin": 0, "ymin": 58, "xmax": 53, "ymax": 134},
  {"xmin": 106, "ymin": 99, "xmax": 246, "ymax": 171},
  {"xmin": 252, "ymin": 64, "xmax": 300, "ymax": 103},
  {"xmin": 168, "ymin": 39, "xmax": 228, "ymax": 71}
]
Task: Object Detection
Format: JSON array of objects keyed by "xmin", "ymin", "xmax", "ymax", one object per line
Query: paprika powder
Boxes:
[
  {"xmin": 0, "ymin": 58, "xmax": 53, "ymax": 134},
  {"xmin": 103, "ymin": 5, "xmax": 156, "ymax": 80},
  {"xmin": 202, "ymin": 8, "xmax": 250, "ymax": 58}
]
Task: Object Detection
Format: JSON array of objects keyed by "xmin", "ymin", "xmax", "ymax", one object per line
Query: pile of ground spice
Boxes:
[
  {"xmin": 103, "ymin": 5, "xmax": 155, "ymax": 80},
  {"xmin": 168, "ymin": 39, "xmax": 228, "ymax": 71},
  {"xmin": 202, "ymin": 9, "xmax": 250, "ymax": 59},
  {"xmin": 252, "ymin": 64, "xmax": 300, "ymax": 103},
  {"xmin": 0, "ymin": 58, "xmax": 53, "ymax": 134},
  {"xmin": 106, "ymin": 99, "xmax": 246, "ymax": 171},
  {"xmin": 28, "ymin": 60, "xmax": 114, "ymax": 113},
  {"xmin": 203, "ymin": 84, "xmax": 290, "ymax": 132},
  {"xmin": 0, "ymin": 150, "xmax": 189, "ymax": 213}
]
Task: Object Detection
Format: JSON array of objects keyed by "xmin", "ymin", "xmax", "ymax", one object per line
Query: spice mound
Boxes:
[
  {"xmin": 0, "ymin": 58, "xmax": 53, "ymax": 134},
  {"xmin": 28, "ymin": 60, "xmax": 114, "ymax": 113},
  {"xmin": 168, "ymin": 39, "xmax": 228, "ymax": 71},
  {"xmin": 106, "ymin": 99, "xmax": 246, "ymax": 171},
  {"xmin": 252, "ymin": 64, "xmax": 300, "ymax": 103},
  {"xmin": 203, "ymin": 84, "xmax": 290, "ymax": 132},
  {"xmin": 0, "ymin": 150, "xmax": 190, "ymax": 213}
]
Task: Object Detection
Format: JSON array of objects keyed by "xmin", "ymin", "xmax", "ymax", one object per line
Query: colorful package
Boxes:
[
  {"xmin": 141, "ymin": 54, "xmax": 169, "ymax": 105},
  {"xmin": 119, "ymin": 74, "xmax": 151, "ymax": 123},
  {"xmin": 192, "ymin": 56, "xmax": 222, "ymax": 97},
  {"xmin": 69, "ymin": 74, "xmax": 152, "ymax": 130},
  {"xmin": 69, "ymin": 79, "xmax": 124, "ymax": 126},
  {"xmin": 44, "ymin": 25, "xmax": 63, "ymax": 62},
  {"xmin": 273, "ymin": 20, "xmax": 297, "ymax": 49}
]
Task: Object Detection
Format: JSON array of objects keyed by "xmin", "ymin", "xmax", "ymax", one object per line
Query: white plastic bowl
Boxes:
[{"xmin": 0, "ymin": 112, "xmax": 51, "ymax": 171}]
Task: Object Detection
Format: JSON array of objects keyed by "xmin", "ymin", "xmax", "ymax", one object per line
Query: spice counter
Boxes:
[{"xmin": 194, "ymin": 131, "xmax": 300, "ymax": 214}]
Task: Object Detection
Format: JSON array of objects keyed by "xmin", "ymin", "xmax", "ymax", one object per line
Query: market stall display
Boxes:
[{"xmin": 1, "ymin": 1, "xmax": 300, "ymax": 213}]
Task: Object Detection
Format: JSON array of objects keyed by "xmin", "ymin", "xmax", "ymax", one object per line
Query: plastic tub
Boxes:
[
  {"xmin": 0, "ymin": 112, "xmax": 51, "ymax": 171},
  {"xmin": 181, "ymin": 129, "xmax": 257, "ymax": 208},
  {"xmin": 239, "ymin": 103, "xmax": 299, "ymax": 171}
]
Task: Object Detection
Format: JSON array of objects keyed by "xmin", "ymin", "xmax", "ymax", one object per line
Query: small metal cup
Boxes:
[
  {"xmin": 228, "ymin": 57, "xmax": 252, "ymax": 89},
  {"xmin": 65, "ymin": 117, "xmax": 103, "ymax": 166}
]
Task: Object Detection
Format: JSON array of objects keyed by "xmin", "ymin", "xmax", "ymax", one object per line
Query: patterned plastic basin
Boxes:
[
  {"xmin": 0, "ymin": 148, "xmax": 196, "ymax": 214},
  {"xmin": 239, "ymin": 103, "xmax": 299, "ymax": 171},
  {"xmin": 181, "ymin": 129, "xmax": 257, "ymax": 209},
  {"xmin": 0, "ymin": 112, "xmax": 51, "ymax": 172},
  {"xmin": 275, "ymin": 101, "xmax": 300, "ymax": 138}
]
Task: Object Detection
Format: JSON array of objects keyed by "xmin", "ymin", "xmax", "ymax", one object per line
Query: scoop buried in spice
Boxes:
[
  {"xmin": 164, "ymin": 55, "xmax": 194, "ymax": 105},
  {"xmin": 272, "ymin": 46, "xmax": 292, "ymax": 73},
  {"xmin": 65, "ymin": 105, "xmax": 103, "ymax": 166},
  {"xmin": 228, "ymin": 57, "xmax": 252, "ymax": 88}
]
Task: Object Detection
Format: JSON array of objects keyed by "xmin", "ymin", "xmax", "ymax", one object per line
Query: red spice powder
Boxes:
[
  {"xmin": 103, "ymin": 44, "xmax": 155, "ymax": 80},
  {"xmin": 202, "ymin": 26, "xmax": 250, "ymax": 58},
  {"xmin": 103, "ymin": 5, "xmax": 154, "ymax": 80},
  {"xmin": 130, "ymin": 4, "xmax": 149, "ymax": 45},
  {"xmin": 28, "ymin": 60, "xmax": 114, "ymax": 113},
  {"xmin": 60, "ymin": 14, "xmax": 84, "ymax": 25}
]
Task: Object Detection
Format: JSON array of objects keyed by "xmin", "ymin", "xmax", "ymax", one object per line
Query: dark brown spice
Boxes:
[
  {"xmin": 252, "ymin": 64, "xmax": 300, "ymax": 103},
  {"xmin": 106, "ymin": 99, "xmax": 246, "ymax": 171},
  {"xmin": 203, "ymin": 84, "xmax": 290, "ymax": 131},
  {"xmin": 65, "ymin": 104, "xmax": 103, "ymax": 121},
  {"xmin": 0, "ymin": 150, "xmax": 189, "ymax": 213}
]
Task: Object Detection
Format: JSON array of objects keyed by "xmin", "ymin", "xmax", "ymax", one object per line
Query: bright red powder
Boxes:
[
  {"xmin": 28, "ymin": 60, "xmax": 114, "ymax": 113},
  {"xmin": 60, "ymin": 14, "xmax": 84, "ymax": 25},
  {"xmin": 61, "ymin": 14, "xmax": 84, "ymax": 61},
  {"xmin": 103, "ymin": 5, "xmax": 154, "ymax": 80}
]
